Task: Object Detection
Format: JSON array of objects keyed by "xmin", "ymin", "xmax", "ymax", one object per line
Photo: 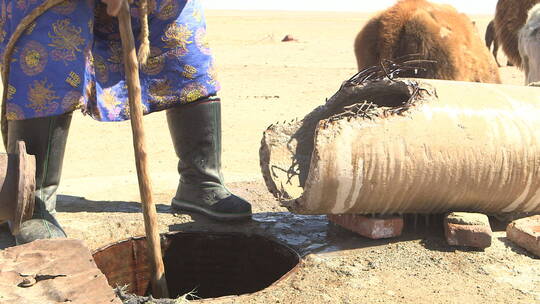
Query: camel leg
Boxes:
[{"xmin": 493, "ymin": 39, "xmax": 501, "ymax": 67}]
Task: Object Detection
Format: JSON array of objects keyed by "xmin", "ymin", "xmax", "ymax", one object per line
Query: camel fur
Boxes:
[{"xmin": 354, "ymin": 0, "xmax": 500, "ymax": 83}]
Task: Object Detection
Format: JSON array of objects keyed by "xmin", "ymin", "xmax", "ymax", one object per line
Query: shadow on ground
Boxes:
[
  {"xmin": 56, "ymin": 195, "xmax": 171, "ymax": 214},
  {"xmin": 3, "ymin": 194, "xmax": 509, "ymax": 257},
  {"xmin": 1, "ymin": 199, "xmax": 458, "ymax": 254},
  {"xmin": 497, "ymin": 236, "xmax": 539, "ymax": 259}
]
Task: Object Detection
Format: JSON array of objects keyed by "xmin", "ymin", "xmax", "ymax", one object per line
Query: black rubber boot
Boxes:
[
  {"xmin": 167, "ymin": 99, "xmax": 252, "ymax": 221},
  {"xmin": 7, "ymin": 113, "xmax": 72, "ymax": 244}
]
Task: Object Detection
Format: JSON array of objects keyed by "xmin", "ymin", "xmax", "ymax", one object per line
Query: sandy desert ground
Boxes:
[{"xmin": 0, "ymin": 10, "xmax": 539, "ymax": 304}]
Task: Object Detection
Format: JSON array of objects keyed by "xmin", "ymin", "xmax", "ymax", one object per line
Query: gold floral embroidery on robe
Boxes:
[
  {"xmin": 162, "ymin": 23, "xmax": 192, "ymax": 56},
  {"xmin": 20, "ymin": 41, "xmax": 48, "ymax": 76},
  {"xmin": 156, "ymin": 0, "xmax": 179, "ymax": 20},
  {"xmin": 48, "ymin": 19, "xmax": 85, "ymax": 64},
  {"xmin": 100, "ymin": 88, "xmax": 121, "ymax": 111},
  {"xmin": 27, "ymin": 79, "xmax": 59, "ymax": 114},
  {"xmin": 181, "ymin": 64, "xmax": 197, "ymax": 79},
  {"xmin": 6, "ymin": 104, "xmax": 25, "ymax": 120},
  {"xmin": 179, "ymin": 82, "xmax": 207, "ymax": 103},
  {"xmin": 141, "ymin": 47, "xmax": 165, "ymax": 75},
  {"xmin": 148, "ymin": 79, "xmax": 175, "ymax": 106}
]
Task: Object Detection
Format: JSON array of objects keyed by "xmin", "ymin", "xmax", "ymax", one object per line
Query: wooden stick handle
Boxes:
[{"xmin": 117, "ymin": 2, "xmax": 169, "ymax": 298}]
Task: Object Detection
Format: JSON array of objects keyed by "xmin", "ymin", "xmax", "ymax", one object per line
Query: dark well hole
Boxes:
[{"xmin": 92, "ymin": 231, "xmax": 301, "ymax": 300}]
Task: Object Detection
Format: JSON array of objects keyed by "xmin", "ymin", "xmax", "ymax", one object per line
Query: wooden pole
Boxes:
[{"xmin": 117, "ymin": 2, "xmax": 169, "ymax": 298}]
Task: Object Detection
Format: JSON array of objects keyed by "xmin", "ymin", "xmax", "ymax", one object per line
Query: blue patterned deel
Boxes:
[{"xmin": 0, "ymin": 0, "xmax": 220, "ymax": 121}]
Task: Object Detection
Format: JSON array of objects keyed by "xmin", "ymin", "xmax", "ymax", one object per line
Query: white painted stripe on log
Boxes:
[
  {"xmin": 524, "ymin": 182, "xmax": 540, "ymax": 212},
  {"xmin": 332, "ymin": 129, "xmax": 354, "ymax": 214},
  {"xmin": 503, "ymin": 172, "xmax": 532, "ymax": 212},
  {"xmin": 348, "ymin": 158, "xmax": 364, "ymax": 213}
]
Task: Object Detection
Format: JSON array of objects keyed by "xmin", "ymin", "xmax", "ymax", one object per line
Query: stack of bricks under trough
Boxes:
[{"xmin": 444, "ymin": 212, "xmax": 493, "ymax": 249}]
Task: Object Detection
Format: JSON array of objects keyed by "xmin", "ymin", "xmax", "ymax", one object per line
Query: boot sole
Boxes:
[{"xmin": 172, "ymin": 199, "xmax": 252, "ymax": 221}]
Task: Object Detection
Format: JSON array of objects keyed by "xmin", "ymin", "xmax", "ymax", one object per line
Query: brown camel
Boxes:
[
  {"xmin": 354, "ymin": 0, "xmax": 501, "ymax": 83},
  {"xmin": 494, "ymin": 0, "xmax": 540, "ymax": 68}
]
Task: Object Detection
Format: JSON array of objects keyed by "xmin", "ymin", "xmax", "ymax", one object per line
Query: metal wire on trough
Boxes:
[
  {"xmin": 326, "ymin": 57, "xmax": 435, "ymax": 127},
  {"xmin": 343, "ymin": 55, "xmax": 436, "ymax": 87}
]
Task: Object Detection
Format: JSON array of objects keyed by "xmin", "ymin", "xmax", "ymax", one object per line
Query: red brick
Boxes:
[
  {"xmin": 506, "ymin": 215, "xmax": 540, "ymax": 257},
  {"xmin": 444, "ymin": 212, "xmax": 492, "ymax": 249},
  {"xmin": 328, "ymin": 214, "xmax": 403, "ymax": 239}
]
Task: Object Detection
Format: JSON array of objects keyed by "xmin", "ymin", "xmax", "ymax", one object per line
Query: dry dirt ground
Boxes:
[{"xmin": 1, "ymin": 10, "xmax": 539, "ymax": 304}]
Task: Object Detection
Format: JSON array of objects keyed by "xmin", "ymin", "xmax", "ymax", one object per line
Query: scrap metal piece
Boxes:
[
  {"xmin": 0, "ymin": 141, "xmax": 35, "ymax": 234},
  {"xmin": 0, "ymin": 239, "xmax": 121, "ymax": 303}
]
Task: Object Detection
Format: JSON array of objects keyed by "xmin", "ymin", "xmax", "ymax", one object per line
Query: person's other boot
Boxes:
[
  {"xmin": 7, "ymin": 113, "xmax": 72, "ymax": 244},
  {"xmin": 167, "ymin": 99, "xmax": 252, "ymax": 221}
]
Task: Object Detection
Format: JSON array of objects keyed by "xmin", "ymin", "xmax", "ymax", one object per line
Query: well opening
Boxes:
[{"xmin": 92, "ymin": 231, "xmax": 301, "ymax": 300}]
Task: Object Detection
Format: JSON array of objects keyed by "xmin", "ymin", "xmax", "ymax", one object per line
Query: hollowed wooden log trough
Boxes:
[{"xmin": 260, "ymin": 77, "xmax": 540, "ymax": 215}]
